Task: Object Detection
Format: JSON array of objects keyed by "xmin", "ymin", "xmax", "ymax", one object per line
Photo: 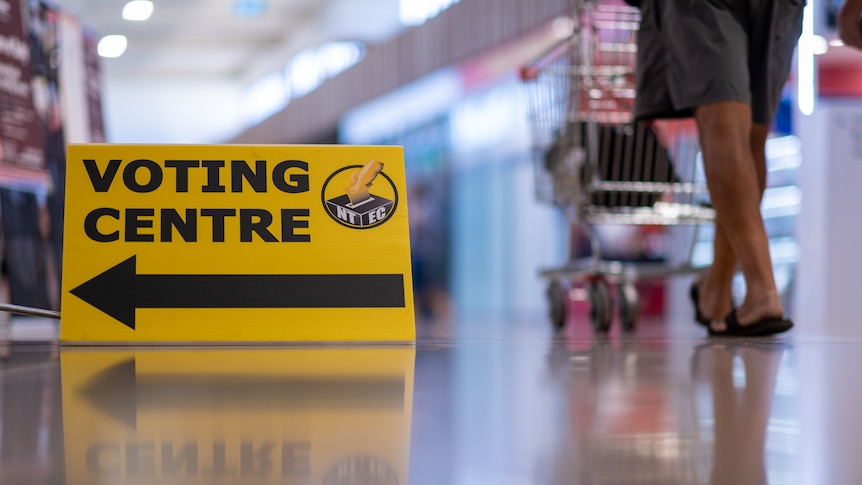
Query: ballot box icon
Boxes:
[
  {"xmin": 323, "ymin": 160, "xmax": 398, "ymax": 229},
  {"xmin": 326, "ymin": 195, "xmax": 395, "ymax": 227}
]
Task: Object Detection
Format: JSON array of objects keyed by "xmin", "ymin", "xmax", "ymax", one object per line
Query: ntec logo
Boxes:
[{"xmin": 322, "ymin": 161, "xmax": 398, "ymax": 229}]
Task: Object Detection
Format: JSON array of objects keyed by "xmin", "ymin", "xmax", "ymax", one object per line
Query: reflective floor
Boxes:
[{"xmin": 2, "ymin": 315, "xmax": 862, "ymax": 484}]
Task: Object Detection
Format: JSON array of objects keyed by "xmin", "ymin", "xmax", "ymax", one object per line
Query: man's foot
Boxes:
[
  {"xmin": 733, "ymin": 290, "xmax": 784, "ymax": 327},
  {"xmin": 691, "ymin": 272, "xmax": 734, "ymax": 326}
]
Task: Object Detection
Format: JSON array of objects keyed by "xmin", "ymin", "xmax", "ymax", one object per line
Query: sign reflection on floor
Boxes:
[{"xmin": 60, "ymin": 347, "xmax": 414, "ymax": 484}]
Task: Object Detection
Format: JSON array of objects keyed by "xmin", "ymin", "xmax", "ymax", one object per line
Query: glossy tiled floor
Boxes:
[{"xmin": 1, "ymin": 313, "xmax": 861, "ymax": 484}]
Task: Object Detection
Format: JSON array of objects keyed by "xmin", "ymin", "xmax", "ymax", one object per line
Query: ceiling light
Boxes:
[
  {"xmin": 123, "ymin": 0, "xmax": 153, "ymax": 21},
  {"xmin": 317, "ymin": 42, "xmax": 365, "ymax": 78},
  {"xmin": 287, "ymin": 49, "xmax": 322, "ymax": 98},
  {"xmin": 97, "ymin": 35, "xmax": 128, "ymax": 58},
  {"xmin": 234, "ymin": 0, "xmax": 267, "ymax": 17},
  {"xmin": 240, "ymin": 71, "xmax": 288, "ymax": 127},
  {"xmin": 400, "ymin": 0, "xmax": 460, "ymax": 26}
]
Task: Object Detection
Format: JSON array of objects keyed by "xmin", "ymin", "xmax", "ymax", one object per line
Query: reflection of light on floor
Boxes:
[
  {"xmin": 2, "ymin": 317, "xmax": 57, "ymax": 341},
  {"xmin": 733, "ymin": 357, "xmax": 747, "ymax": 388}
]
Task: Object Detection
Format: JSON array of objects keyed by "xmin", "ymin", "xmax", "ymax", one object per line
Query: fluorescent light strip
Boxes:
[{"xmin": 797, "ymin": 1, "xmax": 815, "ymax": 116}]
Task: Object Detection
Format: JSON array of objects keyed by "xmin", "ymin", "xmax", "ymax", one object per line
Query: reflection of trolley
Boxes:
[
  {"xmin": 520, "ymin": 0, "xmax": 714, "ymax": 332},
  {"xmin": 544, "ymin": 340, "xmax": 707, "ymax": 484}
]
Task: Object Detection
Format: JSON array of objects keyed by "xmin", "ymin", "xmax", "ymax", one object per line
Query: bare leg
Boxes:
[
  {"xmin": 698, "ymin": 123, "xmax": 771, "ymax": 322},
  {"xmin": 694, "ymin": 102, "xmax": 782, "ymax": 327}
]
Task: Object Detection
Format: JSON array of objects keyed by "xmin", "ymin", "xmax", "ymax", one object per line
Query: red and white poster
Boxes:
[{"xmin": 0, "ymin": 0, "xmax": 47, "ymax": 182}]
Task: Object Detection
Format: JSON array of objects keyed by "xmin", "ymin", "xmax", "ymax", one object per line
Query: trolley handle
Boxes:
[{"xmin": 519, "ymin": 35, "xmax": 576, "ymax": 82}]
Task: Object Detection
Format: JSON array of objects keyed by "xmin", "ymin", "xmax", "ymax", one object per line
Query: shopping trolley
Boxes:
[{"xmin": 520, "ymin": 0, "xmax": 714, "ymax": 332}]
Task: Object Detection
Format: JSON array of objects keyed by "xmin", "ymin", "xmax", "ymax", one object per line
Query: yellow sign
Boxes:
[
  {"xmin": 61, "ymin": 145, "xmax": 415, "ymax": 343},
  {"xmin": 60, "ymin": 347, "xmax": 414, "ymax": 484}
]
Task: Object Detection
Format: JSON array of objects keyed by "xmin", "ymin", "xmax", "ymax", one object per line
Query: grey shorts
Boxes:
[{"xmin": 634, "ymin": 0, "xmax": 805, "ymax": 125}]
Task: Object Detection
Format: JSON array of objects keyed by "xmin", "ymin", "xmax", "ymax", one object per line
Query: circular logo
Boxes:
[{"xmin": 322, "ymin": 161, "xmax": 399, "ymax": 229}]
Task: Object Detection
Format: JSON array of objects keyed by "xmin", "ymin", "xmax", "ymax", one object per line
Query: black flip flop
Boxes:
[
  {"xmin": 708, "ymin": 309, "xmax": 794, "ymax": 337},
  {"xmin": 690, "ymin": 280, "xmax": 737, "ymax": 327},
  {"xmin": 689, "ymin": 281, "xmax": 710, "ymax": 327}
]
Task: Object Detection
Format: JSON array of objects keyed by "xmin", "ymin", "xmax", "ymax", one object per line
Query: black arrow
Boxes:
[
  {"xmin": 70, "ymin": 256, "xmax": 406, "ymax": 329},
  {"xmin": 80, "ymin": 358, "xmax": 406, "ymax": 429}
]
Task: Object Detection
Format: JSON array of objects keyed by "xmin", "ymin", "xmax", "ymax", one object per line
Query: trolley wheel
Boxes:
[
  {"xmin": 588, "ymin": 279, "xmax": 612, "ymax": 333},
  {"xmin": 546, "ymin": 280, "xmax": 567, "ymax": 331},
  {"xmin": 618, "ymin": 282, "xmax": 640, "ymax": 332}
]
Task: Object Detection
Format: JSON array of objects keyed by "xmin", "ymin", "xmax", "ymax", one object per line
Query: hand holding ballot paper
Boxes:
[{"xmin": 346, "ymin": 160, "xmax": 384, "ymax": 206}]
